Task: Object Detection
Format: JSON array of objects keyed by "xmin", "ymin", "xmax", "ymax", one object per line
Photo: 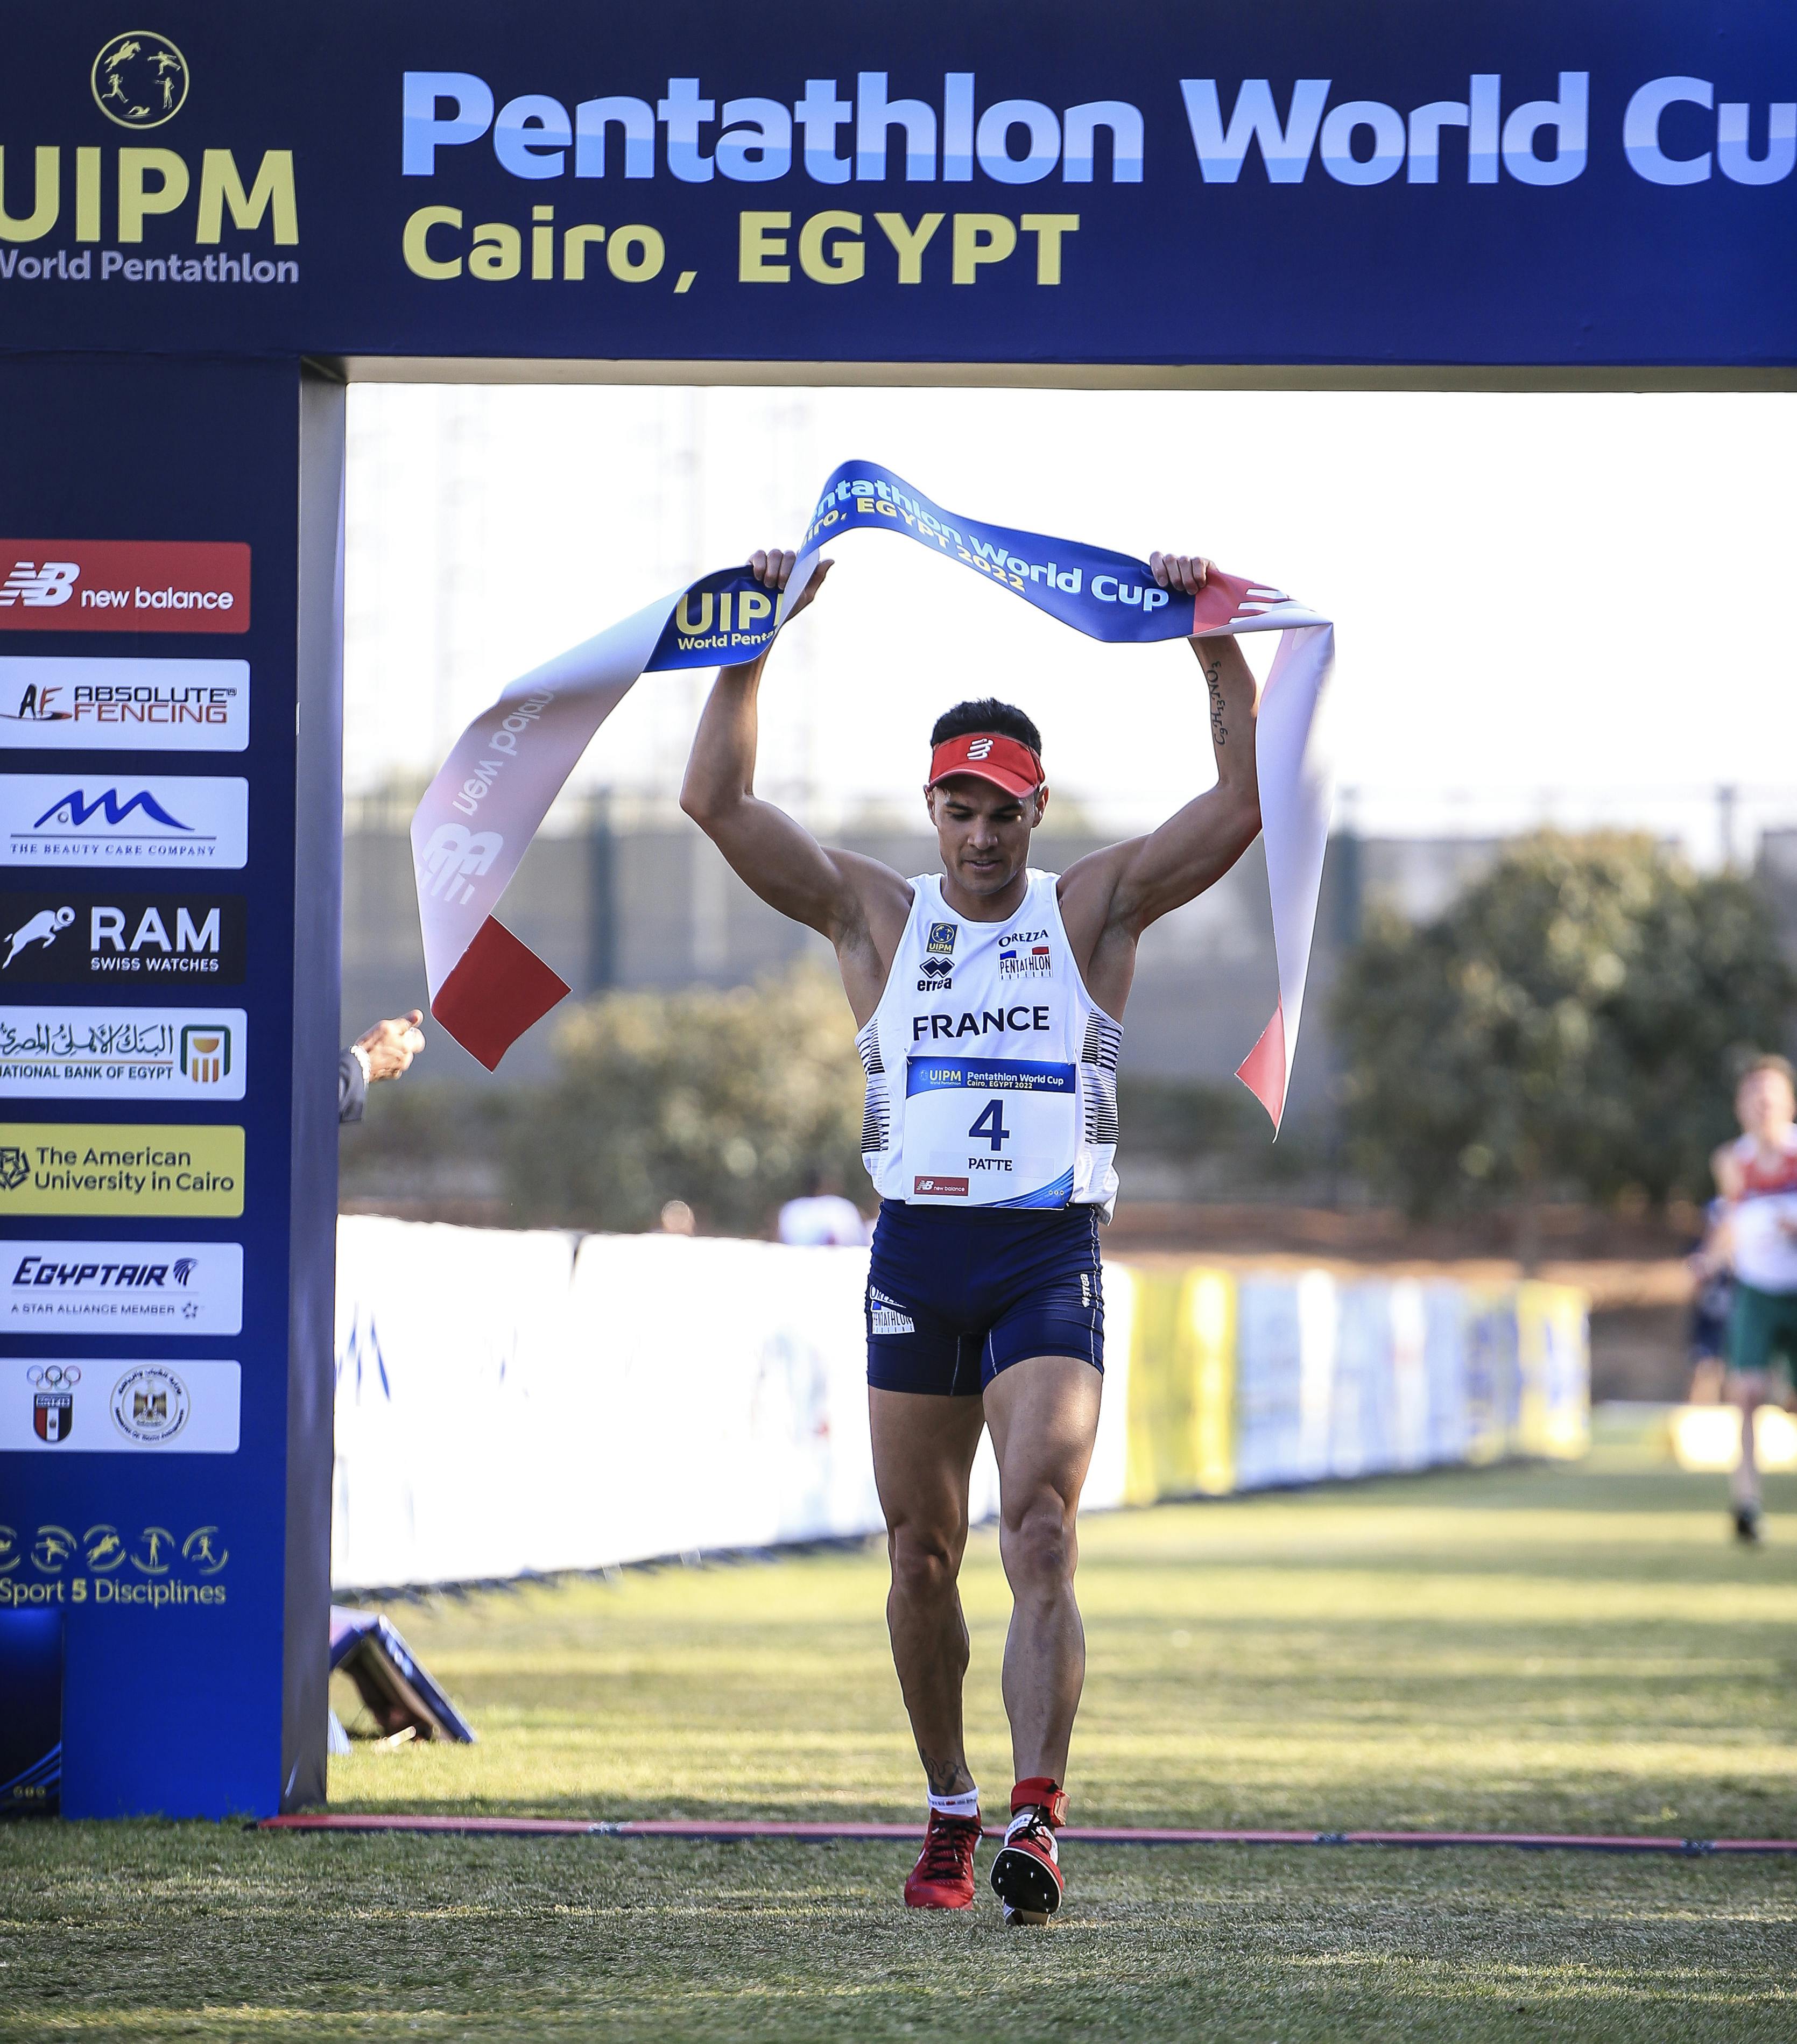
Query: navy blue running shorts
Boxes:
[{"xmin": 865, "ymin": 1199, "xmax": 1105, "ymax": 1396}]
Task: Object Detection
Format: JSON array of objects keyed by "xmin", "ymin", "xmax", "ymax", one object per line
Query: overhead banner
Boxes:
[
  {"xmin": 0, "ymin": 6, "xmax": 1793, "ymax": 371},
  {"xmin": 410, "ymin": 459, "xmax": 1334, "ymax": 1125}
]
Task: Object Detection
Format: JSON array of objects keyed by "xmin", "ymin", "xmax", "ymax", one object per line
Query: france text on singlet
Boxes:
[{"xmin": 856, "ymin": 870, "xmax": 1122, "ymax": 1215}]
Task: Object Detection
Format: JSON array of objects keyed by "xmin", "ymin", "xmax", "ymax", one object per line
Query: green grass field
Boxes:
[{"xmin": 4, "ymin": 1435, "xmax": 1795, "ymax": 2042}]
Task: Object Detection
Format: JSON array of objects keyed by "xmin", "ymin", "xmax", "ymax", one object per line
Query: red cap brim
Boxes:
[{"xmin": 928, "ymin": 732, "xmax": 1043, "ymax": 798}]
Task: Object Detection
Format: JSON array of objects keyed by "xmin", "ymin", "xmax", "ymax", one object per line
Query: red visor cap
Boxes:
[{"xmin": 927, "ymin": 731, "xmax": 1045, "ymax": 799}]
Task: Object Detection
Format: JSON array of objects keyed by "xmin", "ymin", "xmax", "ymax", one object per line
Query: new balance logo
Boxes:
[
  {"xmin": 419, "ymin": 824, "xmax": 504, "ymax": 906},
  {"xmin": 0, "ymin": 562, "xmax": 79, "ymax": 608}
]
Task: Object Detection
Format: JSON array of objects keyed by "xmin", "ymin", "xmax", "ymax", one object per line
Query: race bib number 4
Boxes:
[{"xmin": 904, "ymin": 1058, "xmax": 1076, "ymax": 1207}]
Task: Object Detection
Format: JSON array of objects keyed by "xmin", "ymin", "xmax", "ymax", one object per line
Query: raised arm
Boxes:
[
  {"xmin": 679, "ymin": 549, "xmax": 911, "ymax": 1019},
  {"xmin": 1057, "ymin": 551, "xmax": 1263, "ymax": 1012}
]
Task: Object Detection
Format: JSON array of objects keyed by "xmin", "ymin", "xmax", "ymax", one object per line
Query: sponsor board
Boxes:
[
  {"xmin": 0, "ymin": 1123, "xmax": 243, "ymax": 1217},
  {"xmin": 5, "ymin": 1359, "xmax": 241, "ymax": 1454},
  {"xmin": 0, "ymin": 892, "xmax": 245, "ymax": 984},
  {"xmin": 0, "ymin": 777, "xmax": 248, "ymax": 868},
  {"xmin": 0, "ymin": 658, "xmax": 249, "ymax": 751},
  {"xmin": 2, "ymin": 1241, "xmax": 243, "ymax": 1335},
  {"xmin": 0, "ymin": 1008, "xmax": 245, "ymax": 1099},
  {"xmin": 0, "ymin": 542, "xmax": 249, "ymax": 634}
]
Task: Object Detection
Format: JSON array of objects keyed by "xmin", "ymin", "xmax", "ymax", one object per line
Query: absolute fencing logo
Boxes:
[
  {"xmin": 4, "ymin": 1242, "xmax": 243, "ymax": 1334},
  {"xmin": 0, "ymin": 892, "xmax": 245, "ymax": 983},
  {"xmin": 0, "ymin": 777, "xmax": 249, "ymax": 867},
  {"xmin": 0, "ymin": 543, "xmax": 249, "ymax": 635},
  {"xmin": 0, "ymin": 658, "xmax": 250, "ymax": 751}
]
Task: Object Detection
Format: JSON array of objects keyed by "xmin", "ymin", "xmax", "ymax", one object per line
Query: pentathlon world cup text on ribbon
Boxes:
[{"xmin": 411, "ymin": 460, "xmax": 1335, "ymax": 1130}]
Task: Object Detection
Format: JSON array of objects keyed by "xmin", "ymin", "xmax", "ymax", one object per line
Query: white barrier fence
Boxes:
[{"xmin": 330, "ymin": 1218, "xmax": 1586, "ymax": 1592}]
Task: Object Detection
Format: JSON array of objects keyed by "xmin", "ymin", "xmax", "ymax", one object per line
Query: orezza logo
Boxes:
[
  {"xmin": 1, "ymin": 776, "xmax": 248, "ymax": 868},
  {"xmin": 0, "ymin": 893, "xmax": 245, "ymax": 983},
  {"xmin": 91, "ymin": 32, "xmax": 189, "ymax": 130},
  {"xmin": 0, "ymin": 545, "xmax": 250, "ymax": 636}
]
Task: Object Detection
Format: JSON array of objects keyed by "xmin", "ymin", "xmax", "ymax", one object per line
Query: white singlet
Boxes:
[
  {"xmin": 1726, "ymin": 1130, "xmax": 1797, "ymax": 1293},
  {"xmin": 856, "ymin": 870, "xmax": 1122, "ymax": 1215}
]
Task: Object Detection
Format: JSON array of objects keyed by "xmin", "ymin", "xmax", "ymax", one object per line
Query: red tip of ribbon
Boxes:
[
  {"xmin": 431, "ymin": 918, "xmax": 571, "ymax": 1072},
  {"xmin": 1235, "ymin": 1002, "xmax": 1288, "ymax": 1134}
]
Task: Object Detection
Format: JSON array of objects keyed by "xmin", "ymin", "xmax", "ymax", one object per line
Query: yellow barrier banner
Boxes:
[
  {"xmin": 1124, "ymin": 1265, "xmax": 1235, "ymax": 1504},
  {"xmin": 1516, "ymin": 1281, "xmax": 1591, "ymax": 1461}
]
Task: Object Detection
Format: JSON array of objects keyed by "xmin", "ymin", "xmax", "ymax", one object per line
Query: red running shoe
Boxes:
[
  {"xmin": 990, "ymin": 1778, "xmax": 1068, "ymax": 1926},
  {"xmin": 903, "ymin": 1810, "xmax": 982, "ymax": 1909}
]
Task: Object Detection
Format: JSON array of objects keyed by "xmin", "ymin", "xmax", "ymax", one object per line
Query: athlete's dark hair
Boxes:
[{"xmin": 929, "ymin": 697, "xmax": 1044, "ymax": 755}]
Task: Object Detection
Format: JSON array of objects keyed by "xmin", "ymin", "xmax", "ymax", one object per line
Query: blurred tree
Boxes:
[
  {"xmin": 505, "ymin": 961, "xmax": 868, "ymax": 1232},
  {"xmin": 1336, "ymin": 833, "xmax": 1794, "ymax": 1237}
]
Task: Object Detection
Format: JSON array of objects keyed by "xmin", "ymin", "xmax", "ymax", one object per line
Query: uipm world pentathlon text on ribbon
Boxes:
[{"xmin": 411, "ymin": 460, "xmax": 1335, "ymax": 1130}]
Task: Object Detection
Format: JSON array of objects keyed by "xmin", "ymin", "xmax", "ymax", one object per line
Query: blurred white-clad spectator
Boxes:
[{"xmin": 778, "ymin": 1171, "xmax": 871, "ymax": 1247}]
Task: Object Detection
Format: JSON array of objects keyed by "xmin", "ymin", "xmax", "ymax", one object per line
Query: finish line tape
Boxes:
[{"xmin": 411, "ymin": 460, "xmax": 1335, "ymax": 1125}]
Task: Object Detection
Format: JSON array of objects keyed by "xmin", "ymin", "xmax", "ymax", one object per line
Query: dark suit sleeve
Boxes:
[{"xmin": 339, "ymin": 1047, "xmax": 366, "ymax": 1125}]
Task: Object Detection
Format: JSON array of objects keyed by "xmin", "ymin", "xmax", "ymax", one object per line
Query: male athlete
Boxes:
[
  {"xmin": 680, "ymin": 544, "xmax": 1262, "ymax": 1923},
  {"xmin": 1705, "ymin": 1054, "xmax": 1797, "ymax": 1542}
]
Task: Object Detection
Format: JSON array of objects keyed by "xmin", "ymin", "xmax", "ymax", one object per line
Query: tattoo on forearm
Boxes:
[{"xmin": 1204, "ymin": 658, "xmax": 1228, "ymax": 746}]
